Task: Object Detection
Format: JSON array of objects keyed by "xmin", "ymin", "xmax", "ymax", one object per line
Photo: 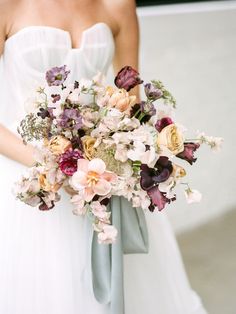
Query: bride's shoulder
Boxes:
[
  {"xmin": 103, "ymin": 0, "xmax": 137, "ymax": 34},
  {"xmin": 0, "ymin": 0, "xmax": 19, "ymax": 40}
]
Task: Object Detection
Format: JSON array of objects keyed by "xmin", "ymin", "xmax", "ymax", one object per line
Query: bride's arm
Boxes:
[
  {"xmin": 0, "ymin": 12, "xmax": 35, "ymax": 167},
  {"xmin": 112, "ymin": 0, "xmax": 140, "ymax": 99}
]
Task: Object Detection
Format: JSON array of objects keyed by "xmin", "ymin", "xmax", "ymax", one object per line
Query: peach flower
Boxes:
[
  {"xmin": 71, "ymin": 158, "xmax": 117, "ymax": 202},
  {"xmin": 108, "ymin": 88, "xmax": 136, "ymax": 114},
  {"xmin": 38, "ymin": 173, "xmax": 61, "ymax": 192},
  {"xmin": 81, "ymin": 136, "xmax": 96, "ymax": 160},
  {"xmin": 45, "ymin": 135, "xmax": 72, "ymax": 155}
]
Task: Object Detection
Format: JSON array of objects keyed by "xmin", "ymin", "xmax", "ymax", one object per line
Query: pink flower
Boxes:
[
  {"xmin": 90, "ymin": 201, "xmax": 110, "ymax": 221},
  {"xmin": 98, "ymin": 225, "xmax": 118, "ymax": 244},
  {"xmin": 71, "ymin": 158, "xmax": 117, "ymax": 202}
]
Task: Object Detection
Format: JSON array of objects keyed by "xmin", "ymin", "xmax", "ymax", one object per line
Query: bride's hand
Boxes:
[{"xmin": 64, "ymin": 185, "xmax": 77, "ymax": 196}]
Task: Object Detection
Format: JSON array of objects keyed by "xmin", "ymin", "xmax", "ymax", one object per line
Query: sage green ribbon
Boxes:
[{"xmin": 91, "ymin": 196, "xmax": 149, "ymax": 314}]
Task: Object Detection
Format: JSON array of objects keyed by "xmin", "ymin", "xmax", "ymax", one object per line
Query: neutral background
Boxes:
[{"xmin": 135, "ymin": 0, "xmax": 236, "ymax": 232}]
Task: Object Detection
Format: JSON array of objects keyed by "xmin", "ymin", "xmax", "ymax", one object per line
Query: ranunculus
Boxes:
[
  {"xmin": 45, "ymin": 135, "xmax": 72, "ymax": 156},
  {"xmin": 157, "ymin": 124, "xmax": 184, "ymax": 155},
  {"xmin": 38, "ymin": 173, "xmax": 61, "ymax": 192},
  {"xmin": 171, "ymin": 163, "xmax": 186, "ymax": 179},
  {"xmin": 155, "ymin": 117, "xmax": 174, "ymax": 133},
  {"xmin": 82, "ymin": 136, "xmax": 96, "ymax": 160},
  {"xmin": 109, "ymin": 89, "xmax": 136, "ymax": 114},
  {"xmin": 144, "ymin": 83, "xmax": 163, "ymax": 101},
  {"xmin": 114, "ymin": 66, "xmax": 143, "ymax": 92},
  {"xmin": 176, "ymin": 142, "xmax": 200, "ymax": 165},
  {"xmin": 59, "ymin": 149, "xmax": 83, "ymax": 176}
]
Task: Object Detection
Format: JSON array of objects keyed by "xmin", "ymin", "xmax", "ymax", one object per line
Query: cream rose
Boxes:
[
  {"xmin": 108, "ymin": 88, "xmax": 136, "ymax": 114},
  {"xmin": 82, "ymin": 136, "xmax": 96, "ymax": 160},
  {"xmin": 45, "ymin": 135, "xmax": 72, "ymax": 155},
  {"xmin": 157, "ymin": 124, "xmax": 184, "ymax": 155}
]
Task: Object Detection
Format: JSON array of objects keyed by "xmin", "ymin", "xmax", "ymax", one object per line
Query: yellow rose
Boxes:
[
  {"xmin": 172, "ymin": 164, "xmax": 186, "ymax": 179},
  {"xmin": 38, "ymin": 173, "xmax": 61, "ymax": 192},
  {"xmin": 45, "ymin": 135, "xmax": 72, "ymax": 155},
  {"xmin": 157, "ymin": 124, "xmax": 184, "ymax": 155},
  {"xmin": 108, "ymin": 89, "xmax": 136, "ymax": 114},
  {"xmin": 82, "ymin": 136, "xmax": 96, "ymax": 160}
]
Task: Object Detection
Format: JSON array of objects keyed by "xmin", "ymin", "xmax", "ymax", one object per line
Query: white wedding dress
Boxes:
[{"xmin": 0, "ymin": 23, "xmax": 207, "ymax": 314}]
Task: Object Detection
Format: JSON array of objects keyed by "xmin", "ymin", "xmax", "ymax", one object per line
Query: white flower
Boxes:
[
  {"xmin": 197, "ymin": 132, "xmax": 223, "ymax": 151},
  {"xmin": 97, "ymin": 225, "xmax": 118, "ymax": 244},
  {"xmin": 159, "ymin": 176, "xmax": 176, "ymax": 198},
  {"xmin": 114, "ymin": 144, "xmax": 128, "ymax": 162},
  {"xmin": 71, "ymin": 194, "xmax": 86, "ymax": 215},
  {"xmin": 184, "ymin": 189, "xmax": 202, "ymax": 204},
  {"xmin": 127, "ymin": 142, "xmax": 157, "ymax": 167}
]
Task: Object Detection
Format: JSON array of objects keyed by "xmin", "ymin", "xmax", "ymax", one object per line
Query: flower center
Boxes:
[{"xmin": 87, "ymin": 171, "xmax": 99, "ymax": 187}]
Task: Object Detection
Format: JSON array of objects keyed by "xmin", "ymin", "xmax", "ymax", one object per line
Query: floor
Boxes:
[{"xmin": 177, "ymin": 209, "xmax": 236, "ymax": 314}]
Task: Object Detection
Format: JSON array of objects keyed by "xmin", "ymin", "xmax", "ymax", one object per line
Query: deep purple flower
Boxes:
[
  {"xmin": 155, "ymin": 117, "xmax": 174, "ymax": 132},
  {"xmin": 58, "ymin": 108, "xmax": 83, "ymax": 130},
  {"xmin": 140, "ymin": 157, "xmax": 173, "ymax": 191},
  {"xmin": 46, "ymin": 65, "xmax": 70, "ymax": 86},
  {"xmin": 59, "ymin": 149, "xmax": 83, "ymax": 176},
  {"xmin": 51, "ymin": 94, "xmax": 61, "ymax": 103},
  {"xmin": 176, "ymin": 142, "xmax": 200, "ymax": 165},
  {"xmin": 71, "ymin": 136, "xmax": 84, "ymax": 150},
  {"xmin": 37, "ymin": 108, "xmax": 50, "ymax": 119},
  {"xmin": 144, "ymin": 83, "xmax": 163, "ymax": 101},
  {"xmin": 114, "ymin": 66, "xmax": 143, "ymax": 92}
]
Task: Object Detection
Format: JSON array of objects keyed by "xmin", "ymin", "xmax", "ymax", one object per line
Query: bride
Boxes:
[{"xmin": 0, "ymin": 0, "xmax": 208, "ymax": 313}]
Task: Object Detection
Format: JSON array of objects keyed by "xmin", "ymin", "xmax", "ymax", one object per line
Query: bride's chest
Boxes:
[{"xmin": 3, "ymin": 23, "xmax": 115, "ymax": 79}]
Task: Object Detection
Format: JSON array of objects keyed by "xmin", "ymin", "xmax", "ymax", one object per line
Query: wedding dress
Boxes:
[{"xmin": 0, "ymin": 23, "xmax": 207, "ymax": 314}]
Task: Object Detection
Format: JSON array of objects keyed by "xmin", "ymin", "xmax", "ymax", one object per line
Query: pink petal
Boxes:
[
  {"xmin": 93, "ymin": 179, "xmax": 111, "ymax": 196},
  {"xmin": 88, "ymin": 158, "xmax": 106, "ymax": 175},
  {"xmin": 71, "ymin": 170, "xmax": 87, "ymax": 189},
  {"xmin": 101, "ymin": 171, "xmax": 117, "ymax": 183},
  {"xmin": 77, "ymin": 159, "xmax": 89, "ymax": 172},
  {"xmin": 83, "ymin": 187, "xmax": 95, "ymax": 202}
]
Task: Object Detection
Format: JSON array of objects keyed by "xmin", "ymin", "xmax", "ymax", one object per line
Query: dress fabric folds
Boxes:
[{"xmin": 0, "ymin": 23, "xmax": 207, "ymax": 314}]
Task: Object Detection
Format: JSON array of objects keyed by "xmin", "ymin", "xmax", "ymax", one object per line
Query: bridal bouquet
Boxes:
[{"xmin": 14, "ymin": 65, "xmax": 222, "ymax": 244}]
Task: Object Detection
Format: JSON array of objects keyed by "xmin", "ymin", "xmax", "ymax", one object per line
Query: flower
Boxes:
[
  {"xmin": 155, "ymin": 117, "xmax": 174, "ymax": 133},
  {"xmin": 140, "ymin": 157, "xmax": 173, "ymax": 191},
  {"xmin": 147, "ymin": 186, "xmax": 173, "ymax": 211},
  {"xmin": 171, "ymin": 163, "xmax": 186, "ymax": 179},
  {"xmin": 71, "ymin": 158, "xmax": 117, "ymax": 201},
  {"xmin": 144, "ymin": 83, "xmax": 163, "ymax": 101},
  {"xmin": 45, "ymin": 135, "xmax": 72, "ymax": 155},
  {"xmin": 38, "ymin": 173, "xmax": 61, "ymax": 192},
  {"xmin": 197, "ymin": 132, "xmax": 223, "ymax": 152},
  {"xmin": 97, "ymin": 225, "xmax": 118, "ymax": 244},
  {"xmin": 114, "ymin": 66, "xmax": 143, "ymax": 92},
  {"xmin": 127, "ymin": 142, "xmax": 156, "ymax": 167},
  {"xmin": 58, "ymin": 108, "xmax": 83, "ymax": 130},
  {"xmin": 46, "ymin": 65, "xmax": 70, "ymax": 86},
  {"xmin": 90, "ymin": 201, "xmax": 110, "ymax": 221},
  {"xmin": 59, "ymin": 149, "xmax": 83, "ymax": 176},
  {"xmin": 157, "ymin": 124, "xmax": 184, "ymax": 155},
  {"xmin": 176, "ymin": 142, "xmax": 200, "ymax": 165},
  {"xmin": 184, "ymin": 188, "xmax": 202, "ymax": 204},
  {"xmin": 108, "ymin": 88, "xmax": 136, "ymax": 114},
  {"xmin": 81, "ymin": 136, "xmax": 96, "ymax": 160},
  {"xmin": 71, "ymin": 194, "xmax": 86, "ymax": 215}
]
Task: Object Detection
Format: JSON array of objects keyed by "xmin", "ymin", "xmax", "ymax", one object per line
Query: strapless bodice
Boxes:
[{"xmin": 0, "ymin": 23, "xmax": 115, "ymax": 126}]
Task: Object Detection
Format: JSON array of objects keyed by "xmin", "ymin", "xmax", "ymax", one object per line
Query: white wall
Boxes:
[{"xmin": 137, "ymin": 1, "xmax": 236, "ymax": 232}]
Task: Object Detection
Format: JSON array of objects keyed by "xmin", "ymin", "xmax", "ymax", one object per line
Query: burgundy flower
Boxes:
[
  {"xmin": 144, "ymin": 83, "xmax": 163, "ymax": 101},
  {"xmin": 114, "ymin": 66, "xmax": 143, "ymax": 92},
  {"xmin": 147, "ymin": 186, "xmax": 170, "ymax": 211},
  {"xmin": 155, "ymin": 117, "xmax": 174, "ymax": 132},
  {"xmin": 176, "ymin": 142, "xmax": 200, "ymax": 165},
  {"xmin": 59, "ymin": 149, "xmax": 83, "ymax": 176},
  {"xmin": 46, "ymin": 65, "xmax": 70, "ymax": 86}
]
